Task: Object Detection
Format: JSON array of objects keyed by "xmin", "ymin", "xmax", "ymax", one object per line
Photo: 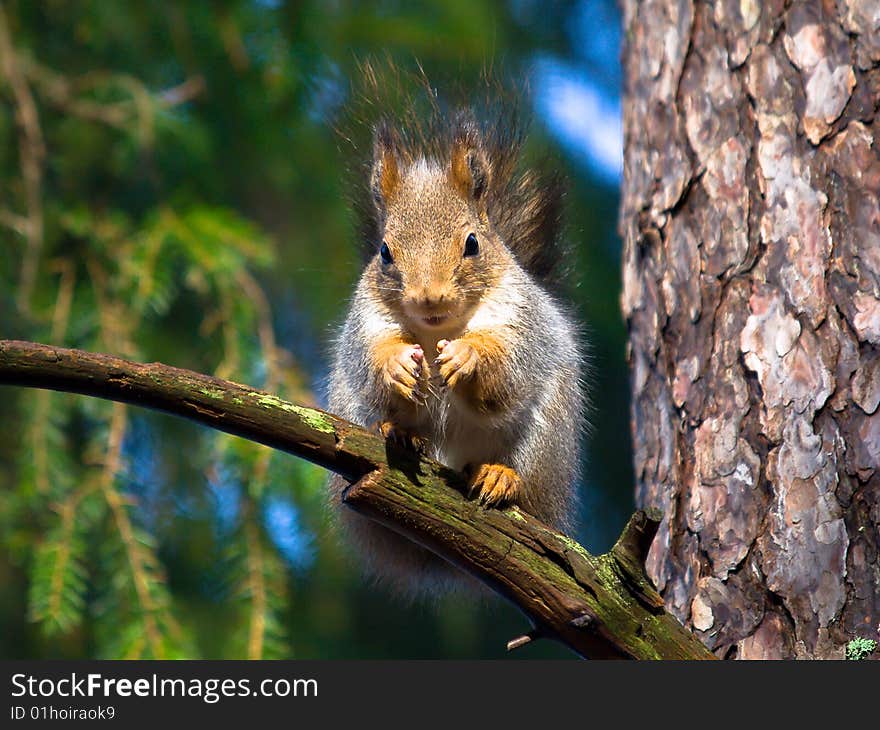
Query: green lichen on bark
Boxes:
[
  {"xmin": 198, "ymin": 387, "xmax": 226, "ymax": 400},
  {"xmin": 248, "ymin": 392, "xmax": 335, "ymax": 434}
]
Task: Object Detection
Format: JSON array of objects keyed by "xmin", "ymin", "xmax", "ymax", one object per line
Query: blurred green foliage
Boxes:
[{"xmin": 0, "ymin": 0, "xmax": 631, "ymax": 658}]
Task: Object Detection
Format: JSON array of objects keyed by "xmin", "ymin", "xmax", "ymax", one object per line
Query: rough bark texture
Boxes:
[
  {"xmin": 0, "ymin": 339, "xmax": 715, "ymax": 660},
  {"xmin": 621, "ymin": 0, "xmax": 880, "ymax": 658}
]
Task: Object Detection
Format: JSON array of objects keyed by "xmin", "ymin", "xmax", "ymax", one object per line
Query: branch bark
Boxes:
[{"xmin": 0, "ymin": 339, "xmax": 715, "ymax": 660}]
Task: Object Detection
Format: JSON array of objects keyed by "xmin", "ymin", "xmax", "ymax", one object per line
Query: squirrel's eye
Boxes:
[
  {"xmin": 464, "ymin": 233, "xmax": 479, "ymax": 257},
  {"xmin": 380, "ymin": 242, "xmax": 393, "ymax": 265}
]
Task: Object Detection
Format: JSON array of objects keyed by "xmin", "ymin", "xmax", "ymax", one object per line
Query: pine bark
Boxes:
[{"xmin": 621, "ymin": 0, "xmax": 880, "ymax": 658}]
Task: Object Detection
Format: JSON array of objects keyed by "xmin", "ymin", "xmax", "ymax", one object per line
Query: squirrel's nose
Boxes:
[{"xmin": 407, "ymin": 285, "xmax": 448, "ymax": 309}]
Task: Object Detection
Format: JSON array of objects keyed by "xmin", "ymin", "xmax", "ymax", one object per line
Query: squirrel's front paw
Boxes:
[
  {"xmin": 467, "ymin": 463, "xmax": 521, "ymax": 507},
  {"xmin": 381, "ymin": 343, "xmax": 425, "ymax": 402},
  {"xmin": 434, "ymin": 338, "xmax": 478, "ymax": 389}
]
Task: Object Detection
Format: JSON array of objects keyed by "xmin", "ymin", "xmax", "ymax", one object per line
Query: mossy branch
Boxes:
[{"xmin": 0, "ymin": 339, "xmax": 715, "ymax": 660}]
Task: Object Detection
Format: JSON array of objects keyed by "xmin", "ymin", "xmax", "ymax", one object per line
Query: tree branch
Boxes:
[{"xmin": 0, "ymin": 339, "xmax": 715, "ymax": 660}]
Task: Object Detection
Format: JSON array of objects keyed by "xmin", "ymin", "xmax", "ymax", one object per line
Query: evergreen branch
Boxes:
[
  {"xmin": 28, "ymin": 484, "xmax": 91, "ymax": 633},
  {"xmin": 98, "ymin": 402, "xmax": 163, "ymax": 657},
  {"xmin": 46, "ymin": 488, "xmax": 87, "ymax": 624},
  {"xmin": 0, "ymin": 207, "xmax": 30, "ymax": 236},
  {"xmin": 30, "ymin": 393, "xmax": 50, "ymax": 494},
  {"xmin": 48, "ymin": 258, "xmax": 77, "ymax": 342},
  {"xmin": 0, "ymin": 6, "xmax": 45, "ymax": 313},
  {"xmin": 242, "ymin": 498, "xmax": 268, "ymax": 660},
  {"xmin": 0, "ymin": 339, "xmax": 716, "ymax": 660},
  {"xmin": 48, "ymin": 507, "xmax": 74, "ymax": 621},
  {"xmin": 157, "ymin": 75, "xmax": 206, "ymax": 107},
  {"xmin": 31, "ymin": 262, "xmax": 77, "ymax": 495},
  {"xmin": 223, "ymin": 273, "xmax": 290, "ymax": 659},
  {"xmin": 237, "ymin": 269, "xmax": 280, "ymax": 380}
]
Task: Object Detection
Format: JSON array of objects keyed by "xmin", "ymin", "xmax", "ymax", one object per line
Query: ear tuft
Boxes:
[
  {"xmin": 371, "ymin": 122, "xmax": 402, "ymax": 211},
  {"xmin": 449, "ymin": 116, "xmax": 490, "ymax": 202}
]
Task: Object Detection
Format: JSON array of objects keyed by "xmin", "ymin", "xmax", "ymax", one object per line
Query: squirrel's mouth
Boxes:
[{"xmin": 421, "ymin": 315, "xmax": 449, "ymax": 327}]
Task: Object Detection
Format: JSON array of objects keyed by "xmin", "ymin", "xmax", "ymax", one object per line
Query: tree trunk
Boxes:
[{"xmin": 620, "ymin": 0, "xmax": 880, "ymax": 659}]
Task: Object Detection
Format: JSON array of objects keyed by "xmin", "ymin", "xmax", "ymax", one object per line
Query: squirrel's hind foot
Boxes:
[
  {"xmin": 376, "ymin": 420, "xmax": 428, "ymax": 453},
  {"xmin": 467, "ymin": 463, "xmax": 521, "ymax": 507}
]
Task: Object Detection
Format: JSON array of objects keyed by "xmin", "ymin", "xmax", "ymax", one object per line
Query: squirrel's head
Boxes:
[{"xmin": 368, "ymin": 117, "xmax": 509, "ymax": 332}]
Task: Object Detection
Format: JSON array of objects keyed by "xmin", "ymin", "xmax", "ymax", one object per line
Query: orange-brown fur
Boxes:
[{"xmin": 437, "ymin": 331, "xmax": 511, "ymax": 415}]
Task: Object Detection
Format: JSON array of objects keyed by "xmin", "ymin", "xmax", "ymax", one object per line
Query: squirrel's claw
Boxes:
[
  {"xmin": 388, "ymin": 377, "xmax": 422, "ymax": 403},
  {"xmin": 467, "ymin": 463, "xmax": 521, "ymax": 507},
  {"xmin": 376, "ymin": 420, "xmax": 427, "ymax": 453},
  {"xmin": 434, "ymin": 339, "xmax": 478, "ymax": 389}
]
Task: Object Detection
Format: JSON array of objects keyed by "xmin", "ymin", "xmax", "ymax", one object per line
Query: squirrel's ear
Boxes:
[
  {"xmin": 449, "ymin": 119, "xmax": 490, "ymax": 202},
  {"xmin": 371, "ymin": 122, "xmax": 402, "ymax": 211}
]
